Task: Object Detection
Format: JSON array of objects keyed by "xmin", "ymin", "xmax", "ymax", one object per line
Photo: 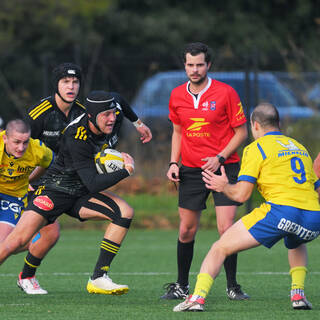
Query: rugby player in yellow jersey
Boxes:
[
  {"xmin": 0, "ymin": 119, "xmax": 53, "ymax": 289},
  {"xmin": 173, "ymin": 102, "xmax": 320, "ymax": 312}
]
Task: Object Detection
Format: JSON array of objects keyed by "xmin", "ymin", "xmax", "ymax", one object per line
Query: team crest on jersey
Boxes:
[
  {"xmin": 75, "ymin": 126, "xmax": 87, "ymax": 141},
  {"xmin": 210, "ymin": 101, "xmax": 216, "ymax": 110},
  {"xmin": 33, "ymin": 195, "xmax": 54, "ymax": 211},
  {"xmin": 7, "ymin": 169, "xmax": 14, "ymax": 175}
]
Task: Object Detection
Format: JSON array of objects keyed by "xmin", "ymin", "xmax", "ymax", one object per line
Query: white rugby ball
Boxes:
[{"xmin": 95, "ymin": 148, "xmax": 124, "ymax": 174}]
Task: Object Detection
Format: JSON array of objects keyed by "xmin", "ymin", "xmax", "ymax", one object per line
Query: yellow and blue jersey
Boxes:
[
  {"xmin": 0, "ymin": 131, "xmax": 54, "ymax": 198},
  {"xmin": 238, "ymin": 131, "xmax": 320, "ymax": 211}
]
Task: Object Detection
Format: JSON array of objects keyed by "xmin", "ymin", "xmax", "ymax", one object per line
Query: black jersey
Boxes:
[
  {"xmin": 108, "ymin": 92, "xmax": 138, "ymax": 147},
  {"xmin": 25, "ymin": 96, "xmax": 86, "ymax": 153},
  {"xmin": 39, "ymin": 114, "xmax": 129, "ymax": 196}
]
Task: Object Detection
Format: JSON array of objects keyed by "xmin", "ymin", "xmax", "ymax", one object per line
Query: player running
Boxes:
[{"xmin": 0, "ymin": 91, "xmax": 135, "ymax": 295}]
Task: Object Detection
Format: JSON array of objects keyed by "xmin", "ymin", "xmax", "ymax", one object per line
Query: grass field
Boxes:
[{"xmin": 1, "ymin": 229, "xmax": 320, "ymax": 319}]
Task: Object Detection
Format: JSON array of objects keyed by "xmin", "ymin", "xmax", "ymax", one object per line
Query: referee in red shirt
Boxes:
[{"xmin": 161, "ymin": 42, "xmax": 249, "ymax": 300}]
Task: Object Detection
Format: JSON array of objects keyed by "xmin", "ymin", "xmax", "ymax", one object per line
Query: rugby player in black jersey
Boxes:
[
  {"xmin": 1, "ymin": 90, "xmax": 135, "ymax": 295},
  {"xmin": 18, "ymin": 62, "xmax": 84, "ymax": 294},
  {"xmin": 19, "ymin": 63, "xmax": 151, "ymax": 295}
]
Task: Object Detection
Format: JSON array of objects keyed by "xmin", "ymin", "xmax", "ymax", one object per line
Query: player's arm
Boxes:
[
  {"xmin": 202, "ymin": 166, "xmax": 254, "ymax": 203},
  {"xmin": 201, "ymin": 123, "xmax": 247, "ymax": 171},
  {"xmin": 67, "ymin": 137, "xmax": 132, "ymax": 193},
  {"xmin": 167, "ymin": 123, "xmax": 181, "ymax": 182},
  {"xmin": 115, "ymin": 92, "xmax": 152, "ymax": 143},
  {"xmin": 313, "ymin": 152, "xmax": 320, "ymax": 178}
]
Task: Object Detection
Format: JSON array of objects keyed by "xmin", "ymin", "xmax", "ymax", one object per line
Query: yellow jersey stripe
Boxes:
[
  {"xmin": 29, "ymin": 101, "xmax": 50, "ymax": 117},
  {"xmin": 29, "ymin": 101, "xmax": 53, "ymax": 119}
]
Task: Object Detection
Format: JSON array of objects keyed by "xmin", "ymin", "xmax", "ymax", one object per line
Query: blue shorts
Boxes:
[
  {"xmin": 0, "ymin": 193, "xmax": 27, "ymax": 227},
  {"xmin": 242, "ymin": 202, "xmax": 320, "ymax": 249}
]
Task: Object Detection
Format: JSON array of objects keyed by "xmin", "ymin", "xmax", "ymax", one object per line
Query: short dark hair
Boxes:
[
  {"xmin": 5, "ymin": 119, "xmax": 31, "ymax": 136},
  {"xmin": 182, "ymin": 42, "xmax": 212, "ymax": 64},
  {"xmin": 250, "ymin": 103, "xmax": 280, "ymax": 129}
]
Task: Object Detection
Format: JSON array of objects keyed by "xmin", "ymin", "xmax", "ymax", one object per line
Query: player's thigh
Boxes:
[
  {"xmin": 218, "ymin": 219, "xmax": 260, "ymax": 255},
  {"xmin": 75, "ymin": 192, "xmax": 132, "ymax": 220},
  {"xmin": 0, "ymin": 223, "xmax": 14, "ymax": 242},
  {"xmin": 179, "ymin": 207, "xmax": 201, "ymax": 229},
  {"xmin": 215, "ymin": 205, "xmax": 238, "ymax": 234}
]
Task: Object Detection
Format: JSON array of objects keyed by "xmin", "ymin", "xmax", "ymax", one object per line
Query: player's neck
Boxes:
[
  {"xmin": 188, "ymin": 77, "xmax": 209, "ymax": 95},
  {"xmin": 55, "ymin": 93, "xmax": 73, "ymax": 117}
]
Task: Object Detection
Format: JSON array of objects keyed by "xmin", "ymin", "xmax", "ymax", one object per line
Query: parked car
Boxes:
[
  {"xmin": 132, "ymin": 71, "xmax": 314, "ymax": 121},
  {"xmin": 307, "ymin": 83, "xmax": 320, "ymax": 107}
]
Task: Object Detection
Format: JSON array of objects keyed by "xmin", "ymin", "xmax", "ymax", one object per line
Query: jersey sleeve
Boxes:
[
  {"xmin": 25, "ymin": 108, "xmax": 44, "ymax": 140},
  {"xmin": 238, "ymin": 142, "xmax": 263, "ymax": 184},
  {"xmin": 168, "ymin": 90, "xmax": 181, "ymax": 125},
  {"xmin": 225, "ymin": 86, "xmax": 247, "ymax": 128},
  {"xmin": 113, "ymin": 92, "xmax": 138, "ymax": 122}
]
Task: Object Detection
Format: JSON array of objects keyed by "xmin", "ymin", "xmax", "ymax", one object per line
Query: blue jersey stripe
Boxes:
[
  {"xmin": 238, "ymin": 175, "xmax": 256, "ymax": 184},
  {"xmin": 257, "ymin": 142, "xmax": 266, "ymax": 160}
]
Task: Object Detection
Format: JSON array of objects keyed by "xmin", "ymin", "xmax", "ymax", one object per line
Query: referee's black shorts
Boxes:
[{"xmin": 178, "ymin": 163, "xmax": 242, "ymax": 211}]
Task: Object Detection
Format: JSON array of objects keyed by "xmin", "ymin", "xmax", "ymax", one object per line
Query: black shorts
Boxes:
[
  {"xmin": 27, "ymin": 187, "xmax": 113, "ymax": 224},
  {"xmin": 178, "ymin": 164, "xmax": 241, "ymax": 211}
]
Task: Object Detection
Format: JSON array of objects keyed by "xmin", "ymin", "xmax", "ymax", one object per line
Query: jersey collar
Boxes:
[{"xmin": 264, "ymin": 131, "xmax": 282, "ymax": 136}]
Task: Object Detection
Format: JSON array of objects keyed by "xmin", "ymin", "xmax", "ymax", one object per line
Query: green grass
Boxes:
[{"xmin": 1, "ymin": 229, "xmax": 320, "ymax": 319}]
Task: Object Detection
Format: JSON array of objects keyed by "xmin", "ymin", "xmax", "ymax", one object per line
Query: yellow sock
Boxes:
[
  {"xmin": 193, "ymin": 273, "xmax": 214, "ymax": 298},
  {"xmin": 290, "ymin": 266, "xmax": 307, "ymax": 290}
]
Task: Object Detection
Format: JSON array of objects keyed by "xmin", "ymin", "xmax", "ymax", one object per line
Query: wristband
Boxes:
[
  {"xmin": 169, "ymin": 162, "xmax": 179, "ymax": 168},
  {"xmin": 133, "ymin": 119, "xmax": 144, "ymax": 128}
]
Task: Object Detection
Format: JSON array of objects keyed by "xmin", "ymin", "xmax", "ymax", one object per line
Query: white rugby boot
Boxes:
[
  {"xmin": 86, "ymin": 274, "xmax": 129, "ymax": 295},
  {"xmin": 17, "ymin": 272, "xmax": 48, "ymax": 295}
]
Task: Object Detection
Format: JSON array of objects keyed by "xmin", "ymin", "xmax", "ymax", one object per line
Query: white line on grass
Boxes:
[{"xmin": 1, "ymin": 271, "xmax": 320, "ymax": 277}]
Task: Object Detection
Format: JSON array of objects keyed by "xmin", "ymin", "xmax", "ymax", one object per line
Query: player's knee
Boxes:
[
  {"xmin": 39, "ymin": 222, "xmax": 60, "ymax": 246},
  {"xmin": 179, "ymin": 225, "xmax": 197, "ymax": 242},
  {"xmin": 120, "ymin": 203, "xmax": 134, "ymax": 219}
]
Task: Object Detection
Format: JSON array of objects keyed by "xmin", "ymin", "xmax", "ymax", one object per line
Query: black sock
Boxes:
[
  {"xmin": 224, "ymin": 253, "xmax": 238, "ymax": 288},
  {"xmin": 177, "ymin": 239, "xmax": 194, "ymax": 286},
  {"xmin": 21, "ymin": 252, "xmax": 42, "ymax": 278},
  {"xmin": 92, "ymin": 238, "xmax": 120, "ymax": 280}
]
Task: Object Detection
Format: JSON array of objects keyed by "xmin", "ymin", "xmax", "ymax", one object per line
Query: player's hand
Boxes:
[
  {"xmin": 167, "ymin": 164, "xmax": 180, "ymax": 182},
  {"xmin": 313, "ymin": 152, "xmax": 320, "ymax": 178},
  {"xmin": 137, "ymin": 123, "xmax": 152, "ymax": 143},
  {"xmin": 201, "ymin": 156, "xmax": 220, "ymax": 172},
  {"xmin": 122, "ymin": 152, "xmax": 135, "ymax": 175},
  {"xmin": 202, "ymin": 166, "xmax": 228, "ymax": 192}
]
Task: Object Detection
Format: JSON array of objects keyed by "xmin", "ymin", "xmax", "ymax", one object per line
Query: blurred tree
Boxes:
[{"xmin": 0, "ymin": 0, "xmax": 319, "ymax": 121}]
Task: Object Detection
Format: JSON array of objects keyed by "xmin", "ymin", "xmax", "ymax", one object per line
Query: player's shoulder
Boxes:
[
  {"xmin": 171, "ymin": 82, "xmax": 188, "ymax": 96},
  {"xmin": 64, "ymin": 113, "xmax": 89, "ymax": 141},
  {"xmin": 27, "ymin": 137, "xmax": 50, "ymax": 155},
  {"xmin": 27, "ymin": 96, "xmax": 55, "ymax": 120},
  {"xmin": 74, "ymin": 99, "xmax": 86, "ymax": 110},
  {"xmin": 211, "ymin": 78, "xmax": 238, "ymax": 94}
]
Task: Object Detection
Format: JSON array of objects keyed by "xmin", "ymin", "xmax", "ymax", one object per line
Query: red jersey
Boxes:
[{"xmin": 169, "ymin": 77, "xmax": 247, "ymax": 168}]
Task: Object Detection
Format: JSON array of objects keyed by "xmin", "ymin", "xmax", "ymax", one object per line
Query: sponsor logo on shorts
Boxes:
[
  {"xmin": 33, "ymin": 196, "xmax": 54, "ymax": 211},
  {"xmin": 277, "ymin": 218, "xmax": 320, "ymax": 241},
  {"xmin": 0, "ymin": 200, "xmax": 23, "ymax": 214}
]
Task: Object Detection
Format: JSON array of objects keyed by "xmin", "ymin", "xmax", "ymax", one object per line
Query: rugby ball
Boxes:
[{"xmin": 95, "ymin": 148, "xmax": 124, "ymax": 174}]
